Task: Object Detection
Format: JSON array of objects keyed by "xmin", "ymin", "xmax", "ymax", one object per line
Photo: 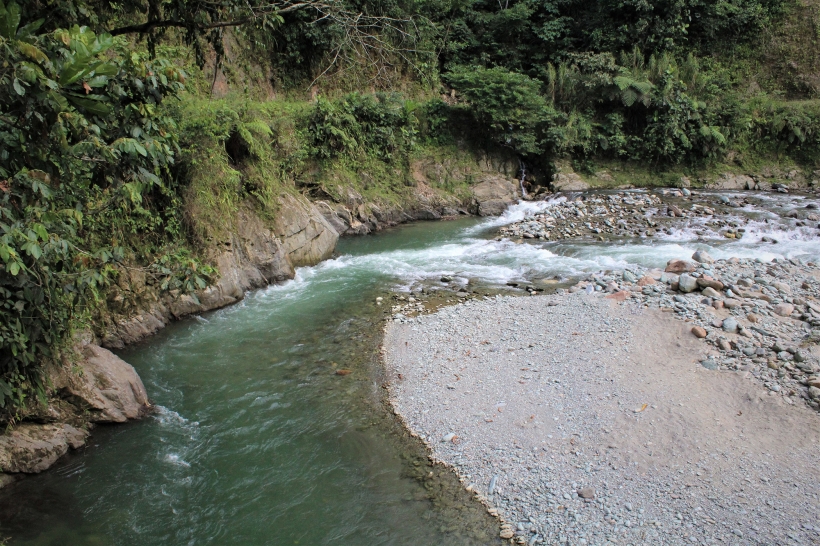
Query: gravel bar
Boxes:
[{"xmin": 384, "ymin": 291, "xmax": 820, "ymax": 545}]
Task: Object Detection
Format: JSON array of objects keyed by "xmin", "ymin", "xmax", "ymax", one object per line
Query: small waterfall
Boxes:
[{"xmin": 518, "ymin": 160, "xmax": 528, "ymax": 197}]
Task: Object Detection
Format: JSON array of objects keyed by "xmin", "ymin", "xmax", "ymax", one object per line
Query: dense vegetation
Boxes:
[{"xmin": 1, "ymin": 0, "xmax": 819, "ymax": 418}]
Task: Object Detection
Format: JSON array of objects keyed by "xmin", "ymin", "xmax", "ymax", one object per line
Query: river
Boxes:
[{"xmin": 1, "ymin": 190, "xmax": 818, "ymax": 545}]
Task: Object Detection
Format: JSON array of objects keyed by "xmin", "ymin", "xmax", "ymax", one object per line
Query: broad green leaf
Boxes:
[
  {"xmin": 66, "ymin": 94, "xmax": 111, "ymax": 116},
  {"xmin": 15, "ymin": 18, "xmax": 43, "ymax": 40},
  {"xmin": 86, "ymin": 75, "xmax": 109, "ymax": 88},
  {"xmin": 0, "ymin": 0, "xmax": 20, "ymax": 40},
  {"xmin": 12, "ymin": 78, "xmax": 24, "ymax": 95},
  {"xmin": 16, "ymin": 42, "xmax": 48, "ymax": 64},
  {"xmin": 91, "ymin": 63, "xmax": 119, "ymax": 77}
]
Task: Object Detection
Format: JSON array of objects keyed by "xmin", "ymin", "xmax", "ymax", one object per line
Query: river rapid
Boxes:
[{"xmin": 1, "ymin": 190, "xmax": 818, "ymax": 545}]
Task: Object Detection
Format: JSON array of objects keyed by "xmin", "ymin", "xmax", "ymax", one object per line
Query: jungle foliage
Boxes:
[
  {"xmin": 0, "ymin": 2, "xmax": 212, "ymax": 415},
  {"xmin": 3, "ymin": 0, "xmax": 819, "ymax": 418}
]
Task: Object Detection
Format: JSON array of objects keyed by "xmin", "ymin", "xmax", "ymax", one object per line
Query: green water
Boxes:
[{"xmin": 0, "ymin": 218, "xmax": 504, "ymax": 546}]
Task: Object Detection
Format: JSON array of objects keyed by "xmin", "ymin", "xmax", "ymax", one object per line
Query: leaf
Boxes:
[
  {"xmin": 12, "ymin": 78, "xmax": 24, "ymax": 96},
  {"xmin": 82, "ymin": 81, "xmax": 92, "ymax": 94},
  {"xmin": 16, "ymin": 42, "xmax": 48, "ymax": 64},
  {"xmin": 0, "ymin": 0, "xmax": 20, "ymax": 40},
  {"xmin": 65, "ymin": 94, "xmax": 111, "ymax": 116},
  {"xmin": 91, "ymin": 63, "xmax": 119, "ymax": 77},
  {"xmin": 8, "ymin": 261, "xmax": 20, "ymax": 275},
  {"xmin": 15, "ymin": 18, "xmax": 43, "ymax": 40}
]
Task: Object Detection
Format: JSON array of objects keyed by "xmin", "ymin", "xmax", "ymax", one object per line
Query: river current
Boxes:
[{"xmin": 1, "ymin": 190, "xmax": 818, "ymax": 545}]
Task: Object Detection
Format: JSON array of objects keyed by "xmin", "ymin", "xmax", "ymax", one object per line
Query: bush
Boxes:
[{"xmin": 0, "ymin": 3, "xmax": 208, "ymax": 415}]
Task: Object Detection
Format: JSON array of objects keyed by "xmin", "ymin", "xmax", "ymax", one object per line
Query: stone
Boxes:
[
  {"xmin": 274, "ymin": 194, "xmax": 339, "ymax": 267},
  {"xmin": 691, "ymin": 326, "xmax": 708, "ymax": 338},
  {"xmin": 713, "ymin": 300, "xmax": 724, "ymax": 310},
  {"xmin": 472, "ymin": 176, "xmax": 520, "ymax": 216},
  {"xmin": 678, "ymin": 274, "xmax": 698, "ymax": 293},
  {"xmin": 697, "ymin": 276, "xmax": 725, "ymax": 290},
  {"xmin": 637, "ymin": 276, "xmax": 656, "ymax": 287},
  {"xmin": 701, "ymin": 358, "xmax": 718, "ymax": 370},
  {"xmin": 52, "ymin": 344, "xmax": 151, "ymax": 423},
  {"xmin": 746, "ymin": 313, "xmax": 760, "ymax": 323},
  {"xmin": 666, "ymin": 260, "xmax": 696, "ymax": 274},
  {"xmin": 622, "ymin": 270, "xmax": 638, "ymax": 283},
  {"xmin": 0, "ymin": 424, "xmax": 88, "ymax": 474},
  {"xmin": 809, "ymin": 387, "xmax": 820, "ymax": 400},
  {"xmin": 717, "ymin": 339, "xmax": 732, "ymax": 351},
  {"xmin": 605, "ymin": 291, "xmax": 629, "ymax": 302},
  {"xmin": 722, "ymin": 317, "xmax": 739, "ymax": 333},
  {"xmin": 500, "ymin": 529, "xmax": 515, "ymax": 539},
  {"xmin": 701, "ymin": 287, "xmax": 721, "ymax": 299},
  {"xmin": 577, "ymin": 487, "xmax": 595, "ymax": 499},
  {"xmin": 724, "ymin": 298, "xmax": 741, "ymax": 309},
  {"xmin": 692, "ymin": 249, "xmax": 715, "ymax": 263},
  {"xmin": 773, "ymin": 303, "xmax": 795, "ymax": 317},
  {"xmin": 771, "ymin": 281, "xmax": 792, "ymax": 294}
]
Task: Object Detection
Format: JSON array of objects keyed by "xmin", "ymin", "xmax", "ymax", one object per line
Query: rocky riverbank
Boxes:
[
  {"xmin": 499, "ymin": 188, "xmax": 820, "ymax": 242},
  {"xmin": 383, "ymin": 227, "xmax": 820, "ymax": 545},
  {"xmin": 0, "ymin": 172, "xmax": 522, "ymax": 488}
]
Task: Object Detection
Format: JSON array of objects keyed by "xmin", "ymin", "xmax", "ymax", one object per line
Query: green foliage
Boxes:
[
  {"xmin": 445, "ymin": 66, "xmax": 553, "ymax": 155},
  {"xmin": 0, "ymin": 2, "xmax": 208, "ymax": 416},
  {"xmin": 307, "ymin": 93, "xmax": 418, "ymax": 160}
]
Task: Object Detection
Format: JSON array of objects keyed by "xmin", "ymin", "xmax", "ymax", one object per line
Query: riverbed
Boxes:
[{"xmin": 0, "ymin": 190, "xmax": 818, "ymax": 545}]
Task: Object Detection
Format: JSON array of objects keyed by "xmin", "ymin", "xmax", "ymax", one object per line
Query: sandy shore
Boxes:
[{"xmin": 384, "ymin": 291, "xmax": 820, "ymax": 545}]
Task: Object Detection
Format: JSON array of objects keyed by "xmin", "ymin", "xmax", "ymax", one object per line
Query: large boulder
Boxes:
[
  {"xmin": 471, "ymin": 176, "xmax": 519, "ymax": 216},
  {"xmin": 707, "ymin": 173, "xmax": 755, "ymax": 190},
  {"xmin": 274, "ymin": 194, "xmax": 339, "ymax": 266},
  {"xmin": 551, "ymin": 162, "xmax": 590, "ymax": 192},
  {"xmin": 0, "ymin": 423, "xmax": 88, "ymax": 473},
  {"xmin": 57, "ymin": 344, "xmax": 151, "ymax": 423}
]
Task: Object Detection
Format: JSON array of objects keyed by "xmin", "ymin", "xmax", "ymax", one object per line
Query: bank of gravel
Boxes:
[{"xmin": 384, "ymin": 261, "xmax": 820, "ymax": 545}]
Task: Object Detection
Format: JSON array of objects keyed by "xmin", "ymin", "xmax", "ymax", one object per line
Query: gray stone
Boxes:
[
  {"xmin": 692, "ymin": 249, "xmax": 715, "ymax": 264},
  {"xmin": 722, "ymin": 317, "xmax": 739, "ymax": 333},
  {"xmin": 701, "ymin": 358, "xmax": 719, "ymax": 370},
  {"xmin": 678, "ymin": 274, "xmax": 698, "ymax": 293}
]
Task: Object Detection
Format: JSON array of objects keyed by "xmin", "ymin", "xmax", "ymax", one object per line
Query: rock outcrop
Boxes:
[
  {"xmin": 470, "ymin": 176, "xmax": 520, "ymax": 216},
  {"xmin": 53, "ymin": 343, "xmax": 151, "ymax": 423},
  {"xmin": 0, "ymin": 341, "xmax": 152, "ymax": 480},
  {"xmin": 551, "ymin": 162, "xmax": 590, "ymax": 192},
  {"xmin": 273, "ymin": 194, "xmax": 339, "ymax": 267},
  {"xmin": 0, "ymin": 424, "xmax": 89, "ymax": 474},
  {"xmin": 101, "ymin": 195, "xmax": 338, "ymax": 348}
]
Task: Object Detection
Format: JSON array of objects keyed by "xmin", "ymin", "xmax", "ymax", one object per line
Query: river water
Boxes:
[{"xmin": 1, "ymin": 191, "xmax": 818, "ymax": 545}]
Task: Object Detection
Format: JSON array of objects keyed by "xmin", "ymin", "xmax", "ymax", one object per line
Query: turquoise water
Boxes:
[{"xmin": 1, "ymin": 192, "xmax": 818, "ymax": 545}]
